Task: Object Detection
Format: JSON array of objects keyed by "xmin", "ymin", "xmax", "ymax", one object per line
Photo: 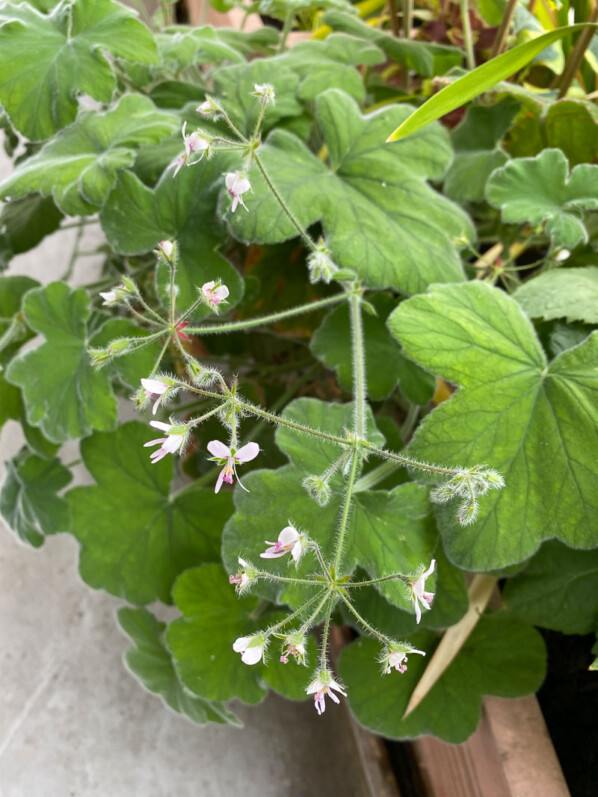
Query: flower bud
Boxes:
[
  {"xmin": 303, "ymin": 475, "xmax": 331, "ymax": 507},
  {"xmin": 307, "ymin": 242, "xmax": 338, "ymax": 284},
  {"xmin": 252, "ymin": 83, "xmax": 275, "ymax": 105}
]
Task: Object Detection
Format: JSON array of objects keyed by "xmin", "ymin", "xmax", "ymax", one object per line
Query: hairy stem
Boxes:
[
  {"xmin": 339, "ymin": 593, "xmax": 393, "ymax": 644},
  {"xmin": 184, "ymin": 292, "xmax": 348, "ymax": 335},
  {"xmin": 460, "ymin": 0, "xmax": 475, "ymax": 69},
  {"xmin": 253, "ymin": 152, "xmax": 317, "ymax": 252},
  {"xmin": 349, "ymin": 292, "xmax": 367, "ymax": 441},
  {"xmin": 333, "ymin": 451, "xmax": 360, "ymax": 572}
]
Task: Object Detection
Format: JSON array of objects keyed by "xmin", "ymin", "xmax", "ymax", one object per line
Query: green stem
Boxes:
[
  {"xmin": 400, "ymin": 403, "xmax": 420, "ymax": 440},
  {"xmin": 361, "ymin": 442, "xmax": 462, "ymax": 476},
  {"xmin": 149, "ymin": 335, "xmax": 171, "ymax": 378},
  {"xmin": 460, "ymin": 0, "xmax": 475, "ymax": 69},
  {"xmin": 279, "ymin": 9, "xmax": 295, "ymax": 52},
  {"xmin": 184, "ymin": 293, "xmax": 348, "ymax": 335},
  {"xmin": 343, "ymin": 572, "xmax": 408, "ymax": 589},
  {"xmin": 333, "ymin": 451, "xmax": 360, "ymax": 572},
  {"xmin": 319, "ymin": 596, "xmax": 335, "ymax": 669},
  {"xmin": 267, "ymin": 590, "xmax": 328, "ymax": 634},
  {"xmin": 253, "ymin": 152, "xmax": 317, "ymax": 252},
  {"xmin": 256, "ymin": 571, "xmax": 326, "ymax": 587},
  {"xmin": 300, "ymin": 591, "xmax": 331, "ymax": 635},
  {"xmin": 252, "ymin": 98, "xmax": 269, "ymax": 142},
  {"xmin": 349, "ymin": 292, "xmax": 367, "ymax": 441},
  {"xmin": 339, "ymin": 593, "xmax": 392, "ymax": 644},
  {"xmin": 216, "ymin": 105, "xmax": 247, "ymax": 143},
  {"xmin": 353, "ymin": 460, "xmax": 398, "ymax": 492},
  {"xmin": 310, "ymin": 542, "xmax": 332, "ymax": 580},
  {"xmin": 61, "ymin": 219, "xmax": 86, "ymax": 282},
  {"xmin": 402, "ymin": 0, "xmax": 413, "ymax": 37},
  {"xmin": 187, "ymin": 404, "xmax": 226, "ymax": 428}
]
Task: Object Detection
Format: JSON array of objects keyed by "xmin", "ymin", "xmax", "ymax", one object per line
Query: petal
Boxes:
[
  {"xmin": 214, "ymin": 468, "xmax": 226, "ymax": 494},
  {"xmin": 207, "ymin": 439, "xmax": 231, "ymax": 459},
  {"xmin": 141, "ymin": 378, "xmax": 167, "ymax": 394},
  {"xmin": 151, "ymin": 396, "xmax": 162, "ymax": 415},
  {"xmin": 260, "ymin": 549, "xmax": 286, "ymax": 559},
  {"xmin": 423, "ymin": 559, "xmax": 436, "ymax": 578},
  {"xmin": 235, "ymin": 442, "xmax": 260, "ymax": 463},
  {"xmin": 233, "ymin": 637, "xmax": 249, "ymax": 653},
  {"xmin": 241, "ymin": 645, "xmax": 263, "ymax": 665},
  {"xmin": 150, "ymin": 420, "xmax": 171, "ymax": 432},
  {"xmin": 163, "ymin": 435, "xmax": 183, "ymax": 454},
  {"xmin": 414, "ymin": 599, "xmax": 422, "ymax": 625},
  {"xmin": 215, "ymin": 285, "xmax": 229, "ymax": 301},
  {"xmin": 225, "ymin": 173, "xmax": 236, "ymax": 190},
  {"xmin": 143, "ymin": 438, "xmax": 166, "ymax": 448},
  {"xmin": 328, "ymin": 690, "xmax": 340, "ymax": 705},
  {"xmin": 278, "ymin": 526, "xmax": 299, "ymax": 546},
  {"xmin": 150, "ymin": 449, "xmax": 168, "ymax": 464}
]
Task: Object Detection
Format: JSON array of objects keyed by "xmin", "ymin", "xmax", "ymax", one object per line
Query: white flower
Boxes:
[
  {"xmin": 140, "ymin": 378, "xmax": 169, "ymax": 415},
  {"xmin": 233, "ymin": 634, "xmax": 266, "ymax": 665},
  {"xmin": 143, "ymin": 420, "xmax": 187, "ymax": 463},
  {"xmin": 201, "ymin": 280, "xmax": 229, "ymax": 309},
  {"xmin": 252, "ymin": 83, "xmax": 275, "ymax": 104},
  {"xmin": 229, "ymin": 557, "xmax": 256, "ymax": 594},
  {"xmin": 260, "ymin": 525, "xmax": 305, "ymax": 563},
  {"xmin": 99, "ymin": 290, "xmax": 118, "ymax": 306},
  {"xmin": 409, "ymin": 559, "xmax": 435, "ymax": 624},
  {"xmin": 197, "ymin": 99, "xmax": 217, "ymax": 117},
  {"xmin": 168, "ymin": 122, "xmax": 211, "ymax": 176},
  {"xmin": 306, "ymin": 670, "xmax": 347, "ymax": 715},
  {"xmin": 207, "ymin": 439, "xmax": 260, "ymax": 493},
  {"xmin": 380, "ymin": 642, "xmax": 425, "ymax": 675},
  {"xmin": 225, "ymin": 172, "xmax": 251, "ymax": 213}
]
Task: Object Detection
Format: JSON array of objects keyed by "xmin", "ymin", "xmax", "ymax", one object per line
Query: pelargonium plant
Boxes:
[{"xmin": 0, "ymin": 0, "xmax": 597, "ymax": 745}]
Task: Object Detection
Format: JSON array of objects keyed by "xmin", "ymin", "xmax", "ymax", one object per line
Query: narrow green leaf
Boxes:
[{"xmin": 387, "ymin": 24, "xmax": 597, "ymax": 142}]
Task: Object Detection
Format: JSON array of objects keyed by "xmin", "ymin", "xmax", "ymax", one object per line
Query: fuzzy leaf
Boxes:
[
  {"xmin": 486, "ymin": 149, "xmax": 598, "ymax": 250},
  {"xmin": 513, "ymin": 267, "xmax": 598, "ymax": 324},
  {"xmin": 443, "ymin": 98, "xmax": 520, "ymax": 203},
  {"xmin": 100, "ymin": 158, "xmax": 243, "ymax": 309},
  {"xmin": 389, "ymin": 281, "xmax": 598, "ymax": 570},
  {"xmin": 0, "ymin": 448, "xmax": 71, "ymax": 547},
  {"xmin": 0, "ymin": 0, "xmax": 158, "ymax": 141},
  {"xmin": 0, "ymin": 96, "xmax": 178, "ymax": 216},
  {"xmin": 310, "ymin": 293, "xmax": 433, "ymax": 401},
  {"xmin": 504, "ymin": 541, "xmax": 598, "ymax": 635},
  {"xmin": 68, "ymin": 422, "xmax": 233, "ymax": 604},
  {"xmin": 0, "ymin": 195, "xmax": 63, "ymax": 255},
  {"xmin": 118, "ymin": 607, "xmax": 241, "ymax": 725},
  {"xmin": 5, "ymin": 282, "xmax": 117, "ymax": 443},
  {"xmin": 338, "ymin": 613, "xmax": 546, "ymax": 743},
  {"xmin": 228, "ymin": 89, "xmax": 472, "ymax": 295}
]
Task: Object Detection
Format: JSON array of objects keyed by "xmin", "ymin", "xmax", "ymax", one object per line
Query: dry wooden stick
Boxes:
[
  {"xmin": 490, "ymin": 0, "xmax": 519, "ymax": 57},
  {"xmin": 403, "ymin": 575, "xmax": 498, "ymax": 718}
]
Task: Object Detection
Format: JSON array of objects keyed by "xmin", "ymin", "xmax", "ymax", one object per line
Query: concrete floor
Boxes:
[{"xmin": 0, "ymin": 155, "xmax": 372, "ymax": 796}]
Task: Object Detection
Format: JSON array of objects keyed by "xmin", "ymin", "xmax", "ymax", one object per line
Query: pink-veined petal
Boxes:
[
  {"xmin": 144, "ymin": 437, "xmax": 166, "ymax": 448},
  {"xmin": 141, "ymin": 378, "xmax": 168, "ymax": 394},
  {"xmin": 214, "ymin": 467, "xmax": 226, "ymax": 494},
  {"xmin": 235, "ymin": 442, "xmax": 259, "ymax": 463},
  {"xmin": 150, "ymin": 420, "xmax": 171, "ymax": 433},
  {"xmin": 208, "ymin": 440, "xmax": 231, "ymax": 459},
  {"xmin": 278, "ymin": 525, "xmax": 299, "ymax": 546}
]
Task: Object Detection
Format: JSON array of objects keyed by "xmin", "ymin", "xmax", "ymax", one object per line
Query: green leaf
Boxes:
[
  {"xmin": 261, "ymin": 0, "xmax": 354, "ymax": 21},
  {"xmin": 486, "ymin": 149, "xmax": 598, "ymax": 250},
  {"xmin": 389, "ymin": 281, "xmax": 598, "ymax": 570},
  {"xmin": 323, "ymin": 11, "xmax": 461, "ymax": 76},
  {"xmin": 167, "ymin": 564, "xmax": 267, "ymax": 703},
  {"xmin": 0, "ymin": 96, "xmax": 178, "ymax": 216},
  {"xmin": 311, "ymin": 293, "xmax": 404, "ymax": 400},
  {"xmin": 338, "ymin": 613, "xmax": 546, "ymax": 743},
  {"xmin": 310, "ymin": 293, "xmax": 435, "ymax": 402},
  {"xmin": 513, "ymin": 267, "xmax": 598, "ymax": 325},
  {"xmin": 100, "ymin": 160, "xmax": 243, "ymax": 310},
  {"xmin": 117, "ymin": 607, "xmax": 241, "ymax": 725},
  {"xmin": 228, "ymin": 89, "xmax": 472, "ymax": 295},
  {"xmin": 504, "ymin": 541, "xmax": 598, "ymax": 635},
  {"xmin": 265, "ymin": 33, "xmax": 385, "ymax": 104},
  {"xmin": 443, "ymin": 98, "xmax": 520, "ymax": 203},
  {"xmin": 156, "ymin": 27, "xmax": 243, "ymax": 69},
  {"xmin": 387, "ymin": 24, "xmax": 598, "ymax": 142},
  {"xmin": 0, "ymin": 448, "xmax": 71, "ymax": 547},
  {"xmin": 0, "ymin": 195, "xmax": 63, "ymax": 255},
  {"xmin": 68, "ymin": 422, "xmax": 233, "ymax": 604},
  {"xmin": 543, "ymin": 100, "xmax": 598, "ymax": 168},
  {"xmin": 90, "ymin": 318, "xmax": 162, "ymax": 389},
  {"xmin": 0, "ymin": 0, "xmax": 158, "ymax": 141},
  {"xmin": 5, "ymin": 282, "xmax": 117, "ymax": 443},
  {"xmin": 213, "ymin": 60, "xmax": 303, "ymax": 137}
]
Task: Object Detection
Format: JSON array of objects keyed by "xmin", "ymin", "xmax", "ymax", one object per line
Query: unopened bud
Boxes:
[
  {"xmin": 303, "ymin": 475, "xmax": 331, "ymax": 506},
  {"xmin": 457, "ymin": 499, "xmax": 478, "ymax": 526},
  {"xmin": 252, "ymin": 83, "xmax": 275, "ymax": 105},
  {"xmin": 88, "ymin": 347, "xmax": 112, "ymax": 368},
  {"xmin": 156, "ymin": 240, "xmax": 176, "ymax": 264},
  {"xmin": 307, "ymin": 241, "xmax": 338, "ymax": 284}
]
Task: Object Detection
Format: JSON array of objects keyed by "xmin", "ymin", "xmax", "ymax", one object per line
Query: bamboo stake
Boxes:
[
  {"xmin": 557, "ymin": 4, "xmax": 598, "ymax": 98},
  {"xmin": 490, "ymin": 0, "xmax": 519, "ymax": 58},
  {"xmin": 402, "ymin": 575, "xmax": 498, "ymax": 718}
]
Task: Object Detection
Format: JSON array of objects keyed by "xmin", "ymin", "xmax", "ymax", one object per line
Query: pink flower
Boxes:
[
  {"xmin": 225, "ymin": 172, "xmax": 251, "ymax": 213},
  {"xmin": 381, "ymin": 643, "xmax": 425, "ymax": 675},
  {"xmin": 207, "ymin": 440, "xmax": 259, "ymax": 493},
  {"xmin": 409, "ymin": 559, "xmax": 436, "ymax": 624},
  {"xmin": 197, "ymin": 99, "xmax": 216, "ymax": 117},
  {"xmin": 144, "ymin": 420, "xmax": 186, "ymax": 463},
  {"xmin": 229, "ymin": 557, "xmax": 256, "ymax": 594},
  {"xmin": 306, "ymin": 670, "xmax": 346, "ymax": 715},
  {"xmin": 140, "ymin": 378, "xmax": 169, "ymax": 415},
  {"xmin": 201, "ymin": 280, "xmax": 229, "ymax": 309},
  {"xmin": 233, "ymin": 634, "xmax": 266, "ymax": 665},
  {"xmin": 168, "ymin": 122, "xmax": 210, "ymax": 176},
  {"xmin": 260, "ymin": 525, "xmax": 304, "ymax": 563},
  {"xmin": 99, "ymin": 290, "xmax": 118, "ymax": 306}
]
